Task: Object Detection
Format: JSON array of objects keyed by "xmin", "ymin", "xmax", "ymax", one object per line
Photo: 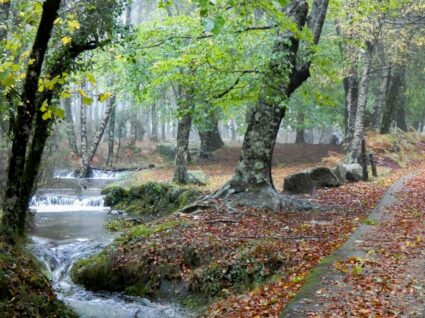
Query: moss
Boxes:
[
  {"xmin": 104, "ymin": 182, "xmax": 200, "ymax": 218},
  {"xmin": 0, "ymin": 237, "xmax": 77, "ymax": 318}
]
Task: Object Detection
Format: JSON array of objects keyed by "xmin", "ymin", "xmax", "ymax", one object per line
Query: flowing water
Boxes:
[{"xmin": 29, "ymin": 170, "xmax": 191, "ymax": 318}]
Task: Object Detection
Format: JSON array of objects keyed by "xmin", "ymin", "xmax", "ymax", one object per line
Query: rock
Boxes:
[
  {"xmin": 331, "ymin": 164, "xmax": 347, "ymax": 183},
  {"xmin": 343, "ymin": 163, "xmax": 363, "ymax": 182},
  {"xmin": 283, "ymin": 172, "xmax": 314, "ymax": 194},
  {"xmin": 187, "ymin": 170, "xmax": 209, "ymax": 186},
  {"xmin": 309, "ymin": 166, "xmax": 340, "ymax": 188}
]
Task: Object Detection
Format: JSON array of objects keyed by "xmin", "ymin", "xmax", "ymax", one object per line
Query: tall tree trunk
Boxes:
[
  {"xmin": 347, "ymin": 42, "xmax": 374, "ymax": 163},
  {"xmin": 380, "ymin": 67, "xmax": 406, "ymax": 134},
  {"xmin": 295, "ymin": 113, "xmax": 305, "ymax": 144},
  {"xmin": 161, "ymin": 121, "xmax": 166, "ymax": 141},
  {"xmin": 107, "ymin": 102, "xmax": 116, "ymax": 167},
  {"xmin": 150, "ymin": 103, "xmax": 159, "ymax": 142},
  {"xmin": 371, "ymin": 41, "xmax": 390, "ymax": 131},
  {"xmin": 2, "ymin": 0, "xmax": 61, "ymax": 236},
  {"xmin": 80, "ymin": 94, "xmax": 89, "ymax": 175},
  {"xmin": 215, "ymin": 0, "xmax": 329, "ymax": 209},
  {"xmin": 396, "ymin": 69, "xmax": 407, "ymax": 131},
  {"xmin": 230, "ymin": 119, "xmax": 237, "ymax": 141},
  {"xmin": 63, "ymin": 98, "xmax": 79, "ymax": 155},
  {"xmin": 80, "ymin": 96, "xmax": 115, "ymax": 177},
  {"xmin": 173, "ymin": 112, "xmax": 192, "ymax": 184},
  {"xmin": 198, "ymin": 117, "xmax": 224, "ymax": 158}
]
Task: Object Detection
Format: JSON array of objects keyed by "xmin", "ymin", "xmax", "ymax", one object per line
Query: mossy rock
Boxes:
[{"xmin": 104, "ymin": 182, "xmax": 200, "ymax": 217}]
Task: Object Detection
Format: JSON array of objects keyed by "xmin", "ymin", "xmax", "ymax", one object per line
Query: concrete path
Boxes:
[{"xmin": 280, "ymin": 173, "xmax": 418, "ymax": 318}]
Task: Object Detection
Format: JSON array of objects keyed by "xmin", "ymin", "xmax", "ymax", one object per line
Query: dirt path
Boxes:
[{"xmin": 280, "ymin": 170, "xmax": 425, "ymax": 317}]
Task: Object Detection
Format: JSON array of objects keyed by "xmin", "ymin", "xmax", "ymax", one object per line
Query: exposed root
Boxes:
[{"xmin": 207, "ymin": 182, "xmax": 319, "ymax": 212}]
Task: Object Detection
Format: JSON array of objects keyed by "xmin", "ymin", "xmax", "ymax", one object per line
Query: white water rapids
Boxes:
[{"xmin": 29, "ymin": 170, "xmax": 192, "ymax": 318}]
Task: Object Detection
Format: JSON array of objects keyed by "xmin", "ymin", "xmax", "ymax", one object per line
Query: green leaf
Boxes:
[{"xmin": 98, "ymin": 92, "xmax": 112, "ymax": 103}]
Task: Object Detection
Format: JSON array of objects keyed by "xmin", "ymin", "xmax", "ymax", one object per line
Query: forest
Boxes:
[{"xmin": 0, "ymin": 0, "xmax": 425, "ymax": 317}]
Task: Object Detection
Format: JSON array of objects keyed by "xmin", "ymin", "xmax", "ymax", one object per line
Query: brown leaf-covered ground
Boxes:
[{"xmin": 305, "ymin": 169, "xmax": 425, "ymax": 318}]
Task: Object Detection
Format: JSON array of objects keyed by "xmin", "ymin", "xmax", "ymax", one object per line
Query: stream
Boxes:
[{"xmin": 29, "ymin": 170, "xmax": 191, "ymax": 318}]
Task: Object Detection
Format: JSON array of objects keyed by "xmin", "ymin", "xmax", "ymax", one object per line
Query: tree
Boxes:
[
  {"xmin": 211, "ymin": 0, "xmax": 329, "ymax": 209},
  {"xmin": 1, "ymin": 0, "xmax": 126, "ymax": 238}
]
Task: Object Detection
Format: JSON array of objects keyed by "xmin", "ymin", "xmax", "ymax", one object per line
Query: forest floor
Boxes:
[
  {"xmin": 72, "ymin": 131, "xmax": 425, "ymax": 318},
  {"xmin": 281, "ymin": 170, "xmax": 425, "ymax": 317}
]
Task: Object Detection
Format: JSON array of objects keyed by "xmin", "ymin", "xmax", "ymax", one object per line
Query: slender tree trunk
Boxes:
[
  {"xmin": 381, "ymin": 67, "xmax": 406, "ymax": 134},
  {"xmin": 230, "ymin": 119, "xmax": 237, "ymax": 142},
  {"xmin": 2, "ymin": 0, "xmax": 61, "ymax": 236},
  {"xmin": 173, "ymin": 112, "xmax": 192, "ymax": 184},
  {"xmin": 63, "ymin": 98, "xmax": 79, "ymax": 155},
  {"xmin": 150, "ymin": 103, "xmax": 159, "ymax": 142},
  {"xmin": 161, "ymin": 121, "xmax": 166, "ymax": 141},
  {"xmin": 295, "ymin": 113, "xmax": 305, "ymax": 144},
  {"xmin": 80, "ymin": 96, "xmax": 115, "ymax": 177},
  {"xmin": 80, "ymin": 93, "xmax": 89, "ymax": 176},
  {"xmin": 348, "ymin": 42, "xmax": 374, "ymax": 163},
  {"xmin": 396, "ymin": 69, "xmax": 407, "ymax": 131},
  {"xmin": 371, "ymin": 41, "xmax": 390, "ymax": 131},
  {"xmin": 106, "ymin": 102, "xmax": 116, "ymax": 167}
]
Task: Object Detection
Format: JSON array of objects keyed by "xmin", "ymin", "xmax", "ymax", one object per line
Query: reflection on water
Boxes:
[{"xmin": 29, "ymin": 171, "xmax": 192, "ymax": 318}]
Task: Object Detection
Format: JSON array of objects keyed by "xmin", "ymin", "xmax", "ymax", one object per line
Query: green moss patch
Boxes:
[
  {"xmin": 103, "ymin": 182, "xmax": 200, "ymax": 219},
  {"xmin": 0, "ymin": 237, "xmax": 77, "ymax": 318}
]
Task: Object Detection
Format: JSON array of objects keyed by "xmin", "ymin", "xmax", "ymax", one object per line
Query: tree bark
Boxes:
[
  {"xmin": 295, "ymin": 113, "xmax": 305, "ymax": 144},
  {"xmin": 347, "ymin": 42, "xmax": 374, "ymax": 163},
  {"xmin": 198, "ymin": 117, "xmax": 224, "ymax": 158},
  {"xmin": 80, "ymin": 92, "xmax": 89, "ymax": 175},
  {"xmin": 371, "ymin": 41, "xmax": 390, "ymax": 131},
  {"xmin": 80, "ymin": 96, "xmax": 115, "ymax": 177},
  {"xmin": 214, "ymin": 0, "xmax": 329, "ymax": 209},
  {"xmin": 380, "ymin": 67, "xmax": 406, "ymax": 134},
  {"xmin": 106, "ymin": 102, "xmax": 116, "ymax": 167},
  {"xmin": 173, "ymin": 112, "xmax": 192, "ymax": 184},
  {"xmin": 2, "ymin": 0, "xmax": 61, "ymax": 236},
  {"xmin": 150, "ymin": 103, "xmax": 159, "ymax": 142},
  {"xmin": 63, "ymin": 98, "xmax": 79, "ymax": 155}
]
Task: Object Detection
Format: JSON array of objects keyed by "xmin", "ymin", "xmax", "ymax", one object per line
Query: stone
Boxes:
[
  {"xmin": 331, "ymin": 164, "xmax": 347, "ymax": 183},
  {"xmin": 309, "ymin": 166, "xmax": 341, "ymax": 188},
  {"xmin": 283, "ymin": 172, "xmax": 314, "ymax": 194},
  {"xmin": 187, "ymin": 170, "xmax": 209, "ymax": 186},
  {"xmin": 343, "ymin": 163, "xmax": 363, "ymax": 182}
]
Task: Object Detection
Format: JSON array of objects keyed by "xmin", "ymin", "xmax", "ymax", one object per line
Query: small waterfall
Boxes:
[
  {"xmin": 31, "ymin": 237, "xmax": 192, "ymax": 318},
  {"xmin": 30, "ymin": 195, "xmax": 107, "ymax": 213},
  {"xmin": 54, "ymin": 169, "xmax": 129, "ymax": 180}
]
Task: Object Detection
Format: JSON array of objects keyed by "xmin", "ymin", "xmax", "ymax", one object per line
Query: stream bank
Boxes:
[{"xmin": 27, "ymin": 169, "xmax": 192, "ymax": 318}]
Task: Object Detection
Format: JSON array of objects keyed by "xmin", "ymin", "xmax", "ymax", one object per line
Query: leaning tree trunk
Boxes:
[
  {"xmin": 213, "ymin": 0, "xmax": 329, "ymax": 210},
  {"xmin": 2, "ymin": 0, "xmax": 61, "ymax": 237},
  {"xmin": 198, "ymin": 117, "xmax": 224, "ymax": 158},
  {"xmin": 80, "ymin": 96, "xmax": 115, "ymax": 177},
  {"xmin": 371, "ymin": 41, "xmax": 390, "ymax": 131},
  {"xmin": 63, "ymin": 97, "xmax": 79, "ymax": 155},
  {"xmin": 173, "ymin": 112, "xmax": 193, "ymax": 184},
  {"xmin": 347, "ymin": 42, "xmax": 374, "ymax": 163}
]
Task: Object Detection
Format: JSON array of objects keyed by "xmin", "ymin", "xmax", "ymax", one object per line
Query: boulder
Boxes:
[
  {"xmin": 187, "ymin": 170, "xmax": 209, "ymax": 186},
  {"xmin": 283, "ymin": 172, "xmax": 314, "ymax": 194},
  {"xmin": 331, "ymin": 164, "xmax": 347, "ymax": 183},
  {"xmin": 309, "ymin": 166, "xmax": 340, "ymax": 188},
  {"xmin": 343, "ymin": 163, "xmax": 363, "ymax": 182}
]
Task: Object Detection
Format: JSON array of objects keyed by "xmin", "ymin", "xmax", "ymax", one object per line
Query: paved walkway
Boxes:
[{"xmin": 281, "ymin": 171, "xmax": 425, "ymax": 317}]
